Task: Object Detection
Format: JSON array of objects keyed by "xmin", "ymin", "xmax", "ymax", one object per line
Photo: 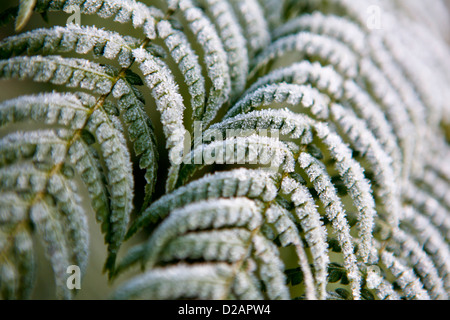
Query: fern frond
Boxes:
[
  {"xmin": 155, "ymin": 20, "xmax": 206, "ymax": 122},
  {"xmin": 118, "ymin": 196, "xmax": 290, "ymax": 300},
  {"xmin": 34, "ymin": 0, "xmax": 164, "ymax": 39},
  {"xmin": 265, "ymin": 201, "xmax": 318, "ymax": 300},
  {"xmin": 112, "ymin": 263, "xmax": 234, "ymax": 300},
  {"xmin": 0, "ymin": 55, "xmax": 116, "ymax": 94},
  {"xmin": 0, "ymin": 221, "xmax": 35, "ymax": 300},
  {"xmin": 246, "ymin": 62, "xmax": 402, "ymax": 173},
  {"xmin": 227, "ymin": 0, "xmax": 271, "ymax": 57},
  {"xmin": 126, "ymin": 168, "xmax": 279, "ymax": 238},
  {"xmin": 402, "ymin": 206, "xmax": 450, "ymax": 292},
  {"xmin": 0, "ymin": 91, "xmax": 134, "ymax": 273},
  {"xmin": 132, "ymin": 47, "xmax": 185, "ymax": 190},
  {"xmin": 0, "ymin": 163, "xmax": 89, "ymax": 299},
  {"xmin": 272, "ymin": 12, "xmax": 367, "ymax": 54},
  {"xmin": 134, "ymin": 198, "xmax": 263, "ymax": 268},
  {"xmin": 298, "ymin": 152, "xmax": 362, "ymax": 299},
  {"xmin": 0, "ymin": 0, "xmax": 449, "ymax": 302},
  {"xmin": 389, "ymin": 228, "xmax": 447, "ymax": 299},
  {"xmin": 0, "ymin": 24, "xmax": 141, "ymax": 67},
  {"xmin": 195, "ymin": 0, "xmax": 248, "ymax": 99},
  {"xmin": 279, "ymin": 176, "xmax": 329, "ymax": 300},
  {"xmin": 380, "ymin": 250, "xmax": 430, "ymax": 300},
  {"xmin": 175, "ymin": 135, "xmax": 297, "ymax": 187},
  {"xmin": 225, "ymin": 83, "xmax": 329, "ymax": 120},
  {"xmin": 250, "ymin": 32, "xmax": 358, "ymax": 79},
  {"xmin": 177, "ymin": 0, "xmax": 231, "ymax": 126}
]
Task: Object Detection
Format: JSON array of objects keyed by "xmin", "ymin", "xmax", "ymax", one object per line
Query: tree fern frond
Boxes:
[
  {"xmin": 0, "ymin": 0, "xmax": 449, "ymax": 302},
  {"xmin": 119, "ymin": 196, "xmax": 290, "ymax": 300},
  {"xmin": 0, "ymin": 224, "xmax": 35, "ymax": 300},
  {"xmin": 132, "ymin": 47, "xmax": 185, "ymax": 191},
  {"xmin": 0, "ymin": 24, "xmax": 141, "ymax": 67},
  {"xmin": 0, "ymin": 92, "xmax": 93, "ymax": 129},
  {"xmin": 420, "ymin": 169, "xmax": 450, "ymax": 210},
  {"xmin": 225, "ymin": 83, "xmax": 329, "ymax": 120},
  {"xmin": 227, "ymin": 0, "xmax": 271, "ymax": 57},
  {"xmin": 177, "ymin": 0, "xmax": 231, "ymax": 126},
  {"xmin": 380, "ymin": 250, "xmax": 430, "ymax": 300},
  {"xmin": 280, "ymin": 176, "xmax": 329, "ymax": 300},
  {"xmin": 331, "ymin": 103, "xmax": 401, "ymax": 227},
  {"xmin": 155, "ymin": 19, "xmax": 206, "ymax": 123},
  {"xmin": 0, "ymin": 55, "xmax": 116, "ymax": 94},
  {"xmin": 133, "ymin": 198, "xmax": 263, "ymax": 268},
  {"xmin": 265, "ymin": 201, "xmax": 318, "ymax": 300},
  {"xmin": 250, "ymin": 32, "xmax": 358, "ymax": 79},
  {"xmin": 298, "ymin": 152, "xmax": 362, "ymax": 299},
  {"xmin": 245, "ymin": 62, "xmax": 402, "ymax": 174},
  {"xmin": 404, "ymin": 183, "xmax": 450, "ymax": 242},
  {"xmin": 389, "ymin": 228, "xmax": 447, "ymax": 299},
  {"xmin": 196, "ymin": 0, "xmax": 248, "ymax": 100},
  {"xmin": 0, "ymin": 91, "xmax": 134, "ymax": 273},
  {"xmin": 112, "ymin": 263, "xmax": 234, "ymax": 299},
  {"xmin": 175, "ymin": 135, "xmax": 297, "ymax": 187},
  {"xmin": 126, "ymin": 168, "xmax": 279, "ymax": 238},
  {"xmin": 402, "ymin": 206, "xmax": 450, "ymax": 292},
  {"xmin": 158, "ymin": 229, "xmax": 251, "ymax": 264},
  {"xmin": 272, "ymin": 12, "xmax": 367, "ymax": 54},
  {"xmin": 0, "ymin": 163, "xmax": 89, "ymax": 299},
  {"xmin": 224, "ymin": 104, "xmax": 377, "ymax": 265},
  {"xmin": 34, "ymin": 0, "xmax": 164, "ymax": 39},
  {"xmin": 83, "ymin": 107, "xmax": 134, "ymax": 271}
]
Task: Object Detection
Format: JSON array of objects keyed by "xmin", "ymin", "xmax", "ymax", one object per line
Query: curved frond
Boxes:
[{"xmin": 0, "ymin": 0, "xmax": 449, "ymax": 302}]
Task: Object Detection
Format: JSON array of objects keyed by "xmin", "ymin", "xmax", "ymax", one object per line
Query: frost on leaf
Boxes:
[{"xmin": 0, "ymin": 0, "xmax": 450, "ymax": 302}]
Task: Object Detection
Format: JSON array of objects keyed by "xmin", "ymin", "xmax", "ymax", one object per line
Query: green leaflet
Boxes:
[
  {"xmin": 0, "ymin": 92, "xmax": 133, "ymax": 275},
  {"xmin": 0, "ymin": 164, "xmax": 89, "ymax": 299},
  {"xmin": 125, "ymin": 168, "xmax": 280, "ymax": 239},
  {"xmin": 15, "ymin": 0, "xmax": 36, "ymax": 31},
  {"xmin": 0, "ymin": 25, "xmax": 141, "ymax": 67},
  {"xmin": 116, "ymin": 199, "xmax": 289, "ymax": 300},
  {"xmin": 112, "ymin": 264, "xmax": 234, "ymax": 300},
  {"xmin": 0, "ymin": 55, "xmax": 117, "ymax": 94}
]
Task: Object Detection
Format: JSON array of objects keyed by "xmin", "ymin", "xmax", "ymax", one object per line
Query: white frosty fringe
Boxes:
[
  {"xmin": 280, "ymin": 177, "xmax": 329, "ymax": 300},
  {"xmin": 1, "ymin": 0, "xmax": 449, "ymax": 302},
  {"xmin": 403, "ymin": 206, "xmax": 450, "ymax": 292},
  {"xmin": 266, "ymin": 202, "xmax": 318, "ymax": 300},
  {"xmin": 226, "ymin": 83, "xmax": 330, "ymax": 120},
  {"xmin": 390, "ymin": 228, "xmax": 447, "ymax": 300},
  {"xmin": 132, "ymin": 48, "xmax": 187, "ymax": 183},
  {"xmin": 140, "ymin": 198, "xmax": 263, "ymax": 267},
  {"xmin": 250, "ymin": 32, "xmax": 359, "ymax": 79},
  {"xmin": 197, "ymin": 0, "xmax": 249, "ymax": 99},
  {"xmin": 298, "ymin": 153, "xmax": 362, "ymax": 299},
  {"xmin": 112, "ymin": 263, "xmax": 233, "ymax": 299},
  {"xmin": 381, "ymin": 251, "xmax": 430, "ymax": 300},
  {"xmin": 228, "ymin": 0, "xmax": 271, "ymax": 57},
  {"xmin": 156, "ymin": 19, "xmax": 206, "ymax": 122},
  {"xmin": 178, "ymin": 0, "xmax": 231, "ymax": 126},
  {"xmin": 0, "ymin": 24, "xmax": 140, "ymax": 67},
  {"xmin": 37, "ymin": 0, "xmax": 164, "ymax": 39}
]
